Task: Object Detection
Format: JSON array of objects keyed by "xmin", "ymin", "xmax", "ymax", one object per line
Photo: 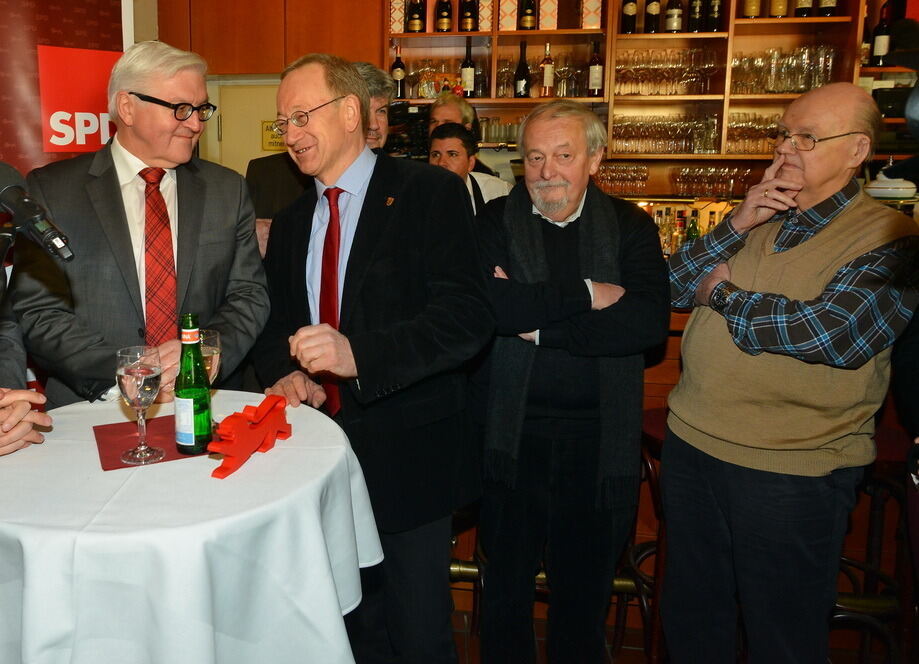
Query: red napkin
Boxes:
[{"xmin": 93, "ymin": 415, "xmax": 210, "ymax": 470}]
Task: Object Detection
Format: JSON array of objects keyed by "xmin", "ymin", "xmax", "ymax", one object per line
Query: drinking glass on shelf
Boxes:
[
  {"xmin": 199, "ymin": 329, "xmax": 221, "ymax": 386},
  {"xmin": 116, "ymin": 345, "xmax": 165, "ymax": 465}
]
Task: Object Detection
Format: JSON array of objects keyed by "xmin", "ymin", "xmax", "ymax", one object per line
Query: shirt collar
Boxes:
[
  {"xmin": 780, "ymin": 178, "xmax": 861, "ymax": 232},
  {"xmin": 110, "ymin": 134, "xmax": 176, "ymax": 187},
  {"xmin": 313, "ymin": 145, "xmax": 377, "ymax": 199},
  {"xmin": 532, "ymin": 189, "xmax": 587, "ymax": 228}
]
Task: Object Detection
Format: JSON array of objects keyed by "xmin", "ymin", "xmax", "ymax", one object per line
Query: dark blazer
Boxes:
[
  {"xmin": 244, "ymin": 152, "xmax": 311, "ymax": 219},
  {"xmin": 0, "ymin": 291, "xmax": 25, "ymax": 389},
  {"xmin": 253, "ymin": 153, "xmax": 494, "ymax": 532},
  {"xmin": 10, "ymin": 145, "xmax": 269, "ymax": 408}
]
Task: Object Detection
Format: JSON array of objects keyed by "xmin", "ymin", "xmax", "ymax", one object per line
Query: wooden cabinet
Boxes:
[
  {"xmin": 286, "ymin": 0, "xmax": 385, "ymax": 67},
  {"xmin": 189, "ymin": 0, "xmax": 286, "ymax": 74}
]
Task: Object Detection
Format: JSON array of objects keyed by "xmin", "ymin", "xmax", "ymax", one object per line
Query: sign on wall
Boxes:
[{"xmin": 37, "ymin": 46, "xmax": 122, "ymax": 153}]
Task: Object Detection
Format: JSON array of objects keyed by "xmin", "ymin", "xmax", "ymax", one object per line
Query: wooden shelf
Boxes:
[
  {"xmin": 729, "ymin": 93, "xmax": 801, "ymax": 101},
  {"xmin": 882, "ymin": 118, "xmax": 907, "ymax": 124},
  {"xmin": 607, "ymin": 153, "xmax": 774, "ymax": 160},
  {"xmin": 859, "ymin": 66, "xmax": 916, "ymax": 74},
  {"xmin": 733, "ymin": 16, "xmax": 852, "ymax": 24},
  {"xmin": 496, "ymin": 29, "xmax": 605, "ymax": 37},
  {"xmin": 391, "ymin": 31, "xmax": 493, "ymax": 38},
  {"xmin": 615, "ymin": 31, "xmax": 729, "ymax": 39},
  {"xmin": 400, "ymin": 96, "xmax": 608, "ymax": 105},
  {"xmin": 613, "ymin": 94, "xmax": 724, "ymax": 102}
]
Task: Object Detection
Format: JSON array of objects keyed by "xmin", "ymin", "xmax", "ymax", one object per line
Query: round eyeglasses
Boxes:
[
  {"xmin": 768, "ymin": 129, "xmax": 868, "ymax": 152},
  {"xmin": 129, "ymin": 91, "xmax": 217, "ymax": 122},
  {"xmin": 270, "ymin": 96, "xmax": 346, "ymax": 136}
]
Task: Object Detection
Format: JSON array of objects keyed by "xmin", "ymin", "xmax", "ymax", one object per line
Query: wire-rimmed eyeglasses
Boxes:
[
  {"xmin": 129, "ymin": 92, "xmax": 217, "ymax": 122},
  {"xmin": 270, "ymin": 96, "xmax": 347, "ymax": 136},
  {"xmin": 768, "ymin": 128, "xmax": 868, "ymax": 151}
]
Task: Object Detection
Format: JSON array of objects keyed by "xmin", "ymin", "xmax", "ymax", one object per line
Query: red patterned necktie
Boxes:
[
  {"xmin": 319, "ymin": 187, "xmax": 343, "ymax": 416},
  {"xmin": 139, "ymin": 167, "xmax": 177, "ymax": 347}
]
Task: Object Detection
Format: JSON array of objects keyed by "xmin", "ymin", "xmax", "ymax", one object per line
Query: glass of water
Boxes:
[{"xmin": 116, "ymin": 345, "xmax": 165, "ymax": 465}]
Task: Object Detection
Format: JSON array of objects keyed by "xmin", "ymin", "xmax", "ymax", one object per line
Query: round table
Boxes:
[{"xmin": 0, "ymin": 390, "xmax": 382, "ymax": 664}]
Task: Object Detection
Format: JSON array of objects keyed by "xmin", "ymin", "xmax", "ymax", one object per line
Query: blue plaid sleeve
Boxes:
[
  {"xmin": 722, "ymin": 241, "xmax": 919, "ymax": 369},
  {"xmin": 668, "ymin": 215, "xmax": 749, "ymax": 307}
]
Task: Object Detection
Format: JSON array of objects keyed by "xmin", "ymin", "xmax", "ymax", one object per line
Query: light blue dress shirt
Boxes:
[{"xmin": 306, "ymin": 146, "xmax": 377, "ymax": 323}]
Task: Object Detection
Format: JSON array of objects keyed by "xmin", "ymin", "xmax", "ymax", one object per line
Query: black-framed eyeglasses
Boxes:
[
  {"xmin": 129, "ymin": 91, "xmax": 217, "ymax": 122},
  {"xmin": 769, "ymin": 128, "xmax": 868, "ymax": 151},
  {"xmin": 270, "ymin": 96, "xmax": 346, "ymax": 136}
]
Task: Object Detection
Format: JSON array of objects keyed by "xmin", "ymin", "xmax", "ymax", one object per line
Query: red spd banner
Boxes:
[{"xmin": 38, "ymin": 46, "xmax": 122, "ymax": 153}]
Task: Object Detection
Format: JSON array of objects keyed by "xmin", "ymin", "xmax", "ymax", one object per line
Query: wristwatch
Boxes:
[{"xmin": 708, "ymin": 280, "xmax": 741, "ymax": 313}]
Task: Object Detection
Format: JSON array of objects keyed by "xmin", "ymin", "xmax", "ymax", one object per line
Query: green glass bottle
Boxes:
[
  {"xmin": 175, "ymin": 313, "xmax": 212, "ymax": 454},
  {"xmin": 685, "ymin": 209, "xmax": 701, "ymax": 242}
]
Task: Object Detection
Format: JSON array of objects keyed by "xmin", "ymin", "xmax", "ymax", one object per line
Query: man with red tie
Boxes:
[
  {"xmin": 9, "ymin": 41, "xmax": 268, "ymax": 409},
  {"xmin": 252, "ymin": 53, "xmax": 493, "ymax": 663}
]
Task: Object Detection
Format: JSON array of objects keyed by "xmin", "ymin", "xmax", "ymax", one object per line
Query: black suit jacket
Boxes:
[{"xmin": 253, "ymin": 153, "xmax": 494, "ymax": 532}]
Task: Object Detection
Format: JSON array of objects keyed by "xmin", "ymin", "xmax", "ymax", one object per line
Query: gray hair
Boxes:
[
  {"xmin": 517, "ymin": 100, "xmax": 607, "ymax": 156},
  {"xmin": 108, "ymin": 41, "xmax": 207, "ymax": 118},
  {"xmin": 353, "ymin": 62, "xmax": 396, "ymax": 103},
  {"xmin": 283, "ymin": 53, "xmax": 370, "ymax": 132}
]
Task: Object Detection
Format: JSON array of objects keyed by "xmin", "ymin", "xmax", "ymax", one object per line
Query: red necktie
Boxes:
[
  {"xmin": 140, "ymin": 167, "xmax": 177, "ymax": 347},
  {"xmin": 319, "ymin": 187, "xmax": 343, "ymax": 416}
]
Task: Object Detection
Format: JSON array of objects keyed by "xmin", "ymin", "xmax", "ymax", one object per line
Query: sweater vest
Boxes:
[{"xmin": 668, "ymin": 192, "xmax": 918, "ymax": 476}]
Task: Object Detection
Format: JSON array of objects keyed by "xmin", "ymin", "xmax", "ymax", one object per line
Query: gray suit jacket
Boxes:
[
  {"xmin": 0, "ymin": 280, "xmax": 26, "ymax": 390},
  {"xmin": 10, "ymin": 146, "xmax": 269, "ymax": 408}
]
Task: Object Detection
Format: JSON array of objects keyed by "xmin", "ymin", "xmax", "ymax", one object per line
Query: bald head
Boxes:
[{"xmin": 787, "ymin": 83, "xmax": 879, "ymax": 156}]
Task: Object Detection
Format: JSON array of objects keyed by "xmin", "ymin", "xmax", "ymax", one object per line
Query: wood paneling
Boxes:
[
  {"xmin": 157, "ymin": 0, "xmax": 191, "ymax": 50},
  {"xmin": 190, "ymin": 0, "xmax": 285, "ymax": 74},
  {"xmin": 285, "ymin": 0, "xmax": 385, "ymax": 67}
]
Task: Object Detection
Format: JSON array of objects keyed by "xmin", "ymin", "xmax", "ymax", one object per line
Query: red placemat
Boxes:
[{"xmin": 93, "ymin": 415, "xmax": 211, "ymax": 470}]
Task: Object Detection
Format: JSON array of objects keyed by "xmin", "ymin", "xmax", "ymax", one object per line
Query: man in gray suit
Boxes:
[{"xmin": 10, "ymin": 41, "xmax": 268, "ymax": 409}]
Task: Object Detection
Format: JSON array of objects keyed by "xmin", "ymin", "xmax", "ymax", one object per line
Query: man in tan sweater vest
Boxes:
[{"xmin": 664, "ymin": 83, "xmax": 919, "ymax": 663}]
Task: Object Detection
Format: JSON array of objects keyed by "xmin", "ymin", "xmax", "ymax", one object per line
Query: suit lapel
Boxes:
[
  {"xmin": 339, "ymin": 156, "xmax": 398, "ymax": 332},
  {"xmin": 86, "ymin": 146, "xmax": 144, "ymax": 323},
  {"xmin": 175, "ymin": 160, "xmax": 205, "ymax": 310},
  {"xmin": 295, "ymin": 187, "xmax": 318, "ymax": 325}
]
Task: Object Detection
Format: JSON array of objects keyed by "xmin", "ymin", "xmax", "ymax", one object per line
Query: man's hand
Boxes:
[
  {"xmin": 154, "ymin": 339, "xmax": 182, "ymax": 403},
  {"xmin": 695, "ymin": 262, "xmax": 731, "ymax": 306},
  {"xmin": 591, "ymin": 282, "xmax": 626, "ymax": 310},
  {"xmin": 0, "ymin": 389, "xmax": 52, "ymax": 456},
  {"xmin": 289, "ymin": 324, "xmax": 358, "ymax": 379},
  {"xmin": 494, "ymin": 265, "xmax": 508, "ymax": 279},
  {"xmin": 729, "ymin": 154, "xmax": 803, "ymax": 234},
  {"xmin": 265, "ymin": 370, "xmax": 327, "ymax": 408},
  {"xmin": 256, "ymin": 218, "xmax": 272, "ymax": 259},
  {"xmin": 518, "ymin": 331, "xmax": 537, "ymax": 342}
]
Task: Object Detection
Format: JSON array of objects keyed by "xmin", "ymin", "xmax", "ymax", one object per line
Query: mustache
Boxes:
[{"xmin": 531, "ymin": 180, "xmax": 569, "ymax": 190}]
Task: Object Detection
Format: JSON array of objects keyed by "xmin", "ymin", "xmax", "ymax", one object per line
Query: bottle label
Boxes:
[
  {"xmin": 690, "ymin": 0, "xmax": 702, "ymax": 16},
  {"xmin": 392, "ymin": 67, "xmax": 406, "ymax": 80},
  {"xmin": 770, "ymin": 0, "xmax": 788, "ymax": 14},
  {"xmin": 589, "ymin": 64, "xmax": 603, "ymax": 89},
  {"xmin": 665, "ymin": 8, "xmax": 682, "ymax": 30},
  {"xmin": 796, "ymin": 0, "xmax": 811, "ymax": 7},
  {"xmin": 743, "ymin": 0, "xmax": 760, "ymax": 15},
  {"xmin": 181, "ymin": 327, "xmax": 200, "ymax": 344},
  {"xmin": 520, "ymin": 14, "xmax": 536, "ymax": 28},
  {"xmin": 542, "ymin": 65, "xmax": 554, "ymax": 88},
  {"xmin": 515, "ymin": 79, "xmax": 528, "ymax": 95},
  {"xmin": 461, "ymin": 17, "xmax": 475, "ymax": 30},
  {"xmin": 710, "ymin": 0, "xmax": 721, "ymax": 13},
  {"xmin": 623, "ymin": 2, "xmax": 638, "ymax": 15},
  {"xmin": 818, "ymin": 0, "xmax": 835, "ymax": 5},
  {"xmin": 462, "ymin": 68, "xmax": 475, "ymax": 91},
  {"xmin": 873, "ymin": 35, "xmax": 890, "ymax": 56},
  {"xmin": 437, "ymin": 17, "xmax": 451, "ymax": 30},
  {"xmin": 646, "ymin": 1, "xmax": 660, "ymax": 14},
  {"xmin": 174, "ymin": 396, "xmax": 196, "ymax": 446},
  {"xmin": 407, "ymin": 18, "xmax": 422, "ymax": 31}
]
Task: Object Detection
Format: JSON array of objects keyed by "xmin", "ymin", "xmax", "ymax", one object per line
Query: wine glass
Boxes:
[
  {"xmin": 199, "ymin": 329, "xmax": 221, "ymax": 386},
  {"xmin": 116, "ymin": 345, "xmax": 165, "ymax": 465}
]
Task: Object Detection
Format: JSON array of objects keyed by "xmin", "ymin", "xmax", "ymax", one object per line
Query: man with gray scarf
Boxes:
[{"xmin": 473, "ymin": 100, "xmax": 670, "ymax": 663}]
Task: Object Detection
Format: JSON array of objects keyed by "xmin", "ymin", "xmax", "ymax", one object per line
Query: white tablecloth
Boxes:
[{"xmin": 0, "ymin": 391, "xmax": 383, "ymax": 664}]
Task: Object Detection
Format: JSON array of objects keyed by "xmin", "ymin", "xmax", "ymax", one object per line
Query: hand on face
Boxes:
[{"xmin": 729, "ymin": 154, "xmax": 803, "ymax": 234}]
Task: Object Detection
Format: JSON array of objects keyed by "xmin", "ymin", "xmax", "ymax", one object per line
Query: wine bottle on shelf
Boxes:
[
  {"xmin": 685, "ymin": 210, "xmax": 701, "ymax": 242},
  {"xmin": 793, "ymin": 0, "xmax": 813, "ymax": 16},
  {"xmin": 406, "ymin": 0, "xmax": 426, "ymax": 32},
  {"xmin": 587, "ymin": 41, "xmax": 604, "ymax": 98},
  {"xmin": 174, "ymin": 313, "xmax": 212, "ymax": 455},
  {"xmin": 518, "ymin": 0, "xmax": 538, "ymax": 29},
  {"xmin": 742, "ymin": 0, "xmax": 761, "ymax": 18},
  {"xmin": 514, "ymin": 40, "xmax": 531, "ymax": 98},
  {"xmin": 621, "ymin": 0, "xmax": 638, "ymax": 32},
  {"xmin": 539, "ymin": 42, "xmax": 555, "ymax": 98},
  {"xmin": 769, "ymin": 0, "xmax": 788, "ymax": 17},
  {"xmin": 665, "ymin": 0, "xmax": 684, "ymax": 32},
  {"xmin": 817, "ymin": 0, "xmax": 836, "ymax": 16},
  {"xmin": 687, "ymin": 0, "xmax": 704, "ymax": 31},
  {"xmin": 435, "ymin": 0, "xmax": 453, "ymax": 31},
  {"xmin": 459, "ymin": 0, "xmax": 478, "ymax": 31},
  {"xmin": 706, "ymin": 0, "xmax": 722, "ymax": 30},
  {"xmin": 391, "ymin": 46, "xmax": 406, "ymax": 99},
  {"xmin": 871, "ymin": 0, "xmax": 891, "ymax": 66},
  {"xmin": 645, "ymin": 0, "xmax": 662, "ymax": 32},
  {"xmin": 461, "ymin": 37, "xmax": 475, "ymax": 98}
]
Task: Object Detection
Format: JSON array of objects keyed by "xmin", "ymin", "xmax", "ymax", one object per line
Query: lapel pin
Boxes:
[{"xmin": 385, "ymin": 196, "xmax": 395, "ymax": 207}]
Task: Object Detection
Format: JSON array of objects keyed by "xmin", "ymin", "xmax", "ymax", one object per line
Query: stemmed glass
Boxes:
[
  {"xmin": 200, "ymin": 329, "xmax": 222, "ymax": 386},
  {"xmin": 116, "ymin": 345, "xmax": 165, "ymax": 465}
]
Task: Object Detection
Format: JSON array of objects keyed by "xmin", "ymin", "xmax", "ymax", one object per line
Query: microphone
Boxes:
[{"xmin": 0, "ymin": 162, "xmax": 74, "ymax": 262}]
